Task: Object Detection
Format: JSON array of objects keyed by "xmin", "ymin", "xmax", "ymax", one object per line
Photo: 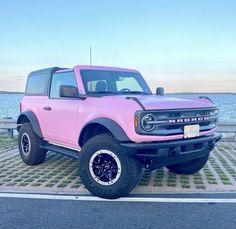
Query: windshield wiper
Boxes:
[
  {"xmin": 90, "ymin": 91, "xmax": 116, "ymax": 95},
  {"xmin": 90, "ymin": 91, "xmax": 150, "ymax": 95},
  {"xmin": 120, "ymin": 91, "xmax": 150, "ymax": 95}
]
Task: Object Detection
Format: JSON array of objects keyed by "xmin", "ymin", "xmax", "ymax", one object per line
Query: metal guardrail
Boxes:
[
  {"xmin": 0, "ymin": 119, "xmax": 17, "ymax": 138},
  {"xmin": 217, "ymin": 122, "xmax": 236, "ymax": 141},
  {"xmin": 217, "ymin": 122, "xmax": 236, "ymax": 133},
  {"xmin": 0, "ymin": 119, "xmax": 236, "ymax": 139}
]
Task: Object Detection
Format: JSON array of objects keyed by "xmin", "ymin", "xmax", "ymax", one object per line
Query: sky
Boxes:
[{"xmin": 0, "ymin": 0, "xmax": 236, "ymax": 93}]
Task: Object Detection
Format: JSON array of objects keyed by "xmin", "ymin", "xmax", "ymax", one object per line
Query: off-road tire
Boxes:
[
  {"xmin": 78, "ymin": 133, "xmax": 142, "ymax": 199},
  {"xmin": 18, "ymin": 122, "xmax": 46, "ymax": 165},
  {"xmin": 166, "ymin": 154, "xmax": 209, "ymax": 175}
]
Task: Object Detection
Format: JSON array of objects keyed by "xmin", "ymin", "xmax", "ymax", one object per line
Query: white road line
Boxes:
[{"xmin": 0, "ymin": 192, "xmax": 236, "ymax": 203}]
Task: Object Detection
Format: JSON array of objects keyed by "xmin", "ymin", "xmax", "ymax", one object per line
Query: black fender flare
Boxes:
[
  {"xmin": 17, "ymin": 111, "xmax": 43, "ymax": 138},
  {"xmin": 79, "ymin": 118, "xmax": 130, "ymax": 144}
]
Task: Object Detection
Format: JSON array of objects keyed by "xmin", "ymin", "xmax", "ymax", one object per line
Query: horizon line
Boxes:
[{"xmin": 0, "ymin": 91, "xmax": 235, "ymax": 95}]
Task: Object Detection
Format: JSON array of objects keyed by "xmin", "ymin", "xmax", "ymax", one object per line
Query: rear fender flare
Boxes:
[{"xmin": 17, "ymin": 111, "xmax": 43, "ymax": 138}]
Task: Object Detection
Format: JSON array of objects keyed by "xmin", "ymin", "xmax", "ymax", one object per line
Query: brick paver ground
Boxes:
[
  {"xmin": 0, "ymin": 140, "xmax": 236, "ymax": 194},
  {"xmin": 0, "ymin": 137, "xmax": 17, "ymax": 154}
]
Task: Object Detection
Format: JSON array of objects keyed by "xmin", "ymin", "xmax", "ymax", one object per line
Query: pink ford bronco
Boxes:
[{"xmin": 17, "ymin": 65, "xmax": 221, "ymax": 198}]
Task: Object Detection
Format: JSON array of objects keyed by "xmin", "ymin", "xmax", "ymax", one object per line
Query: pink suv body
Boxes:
[
  {"xmin": 19, "ymin": 65, "xmax": 219, "ymax": 148},
  {"xmin": 17, "ymin": 65, "xmax": 221, "ymax": 198}
]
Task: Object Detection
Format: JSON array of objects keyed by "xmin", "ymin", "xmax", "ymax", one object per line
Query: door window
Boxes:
[{"xmin": 50, "ymin": 71, "xmax": 78, "ymax": 98}]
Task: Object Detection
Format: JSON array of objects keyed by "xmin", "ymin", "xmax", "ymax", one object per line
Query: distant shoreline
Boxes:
[
  {"xmin": 1, "ymin": 91, "xmax": 235, "ymax": 95},
  {"xmin": 166, "ymin": 92, "xmax": 236, "ymax": 95},
  {"xmin": 0, "ymin": 91, "xmax": 24, "ymax": 94}
]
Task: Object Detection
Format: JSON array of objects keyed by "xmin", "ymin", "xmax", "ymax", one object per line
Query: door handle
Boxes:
[{"xmin": 43, "ymin": 106, "xmax": 52, "ymax": 111}]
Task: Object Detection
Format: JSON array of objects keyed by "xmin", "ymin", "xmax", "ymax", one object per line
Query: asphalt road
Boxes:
[{"xmin": 0, "ymin": 193, "xmax": 236, "ymax": 229}]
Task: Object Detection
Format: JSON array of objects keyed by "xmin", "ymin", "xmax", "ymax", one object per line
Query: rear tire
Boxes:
[
  {"xmin": 166, "ymin": 154, "xmax": 209, "ymax": 175},
  {"xmin": 18, "ymin": 122, "xmax": 46, "ymax": 165},
  {"xmin": 78, "ymin": 133, "xmax": 142, "ymax": 199}
]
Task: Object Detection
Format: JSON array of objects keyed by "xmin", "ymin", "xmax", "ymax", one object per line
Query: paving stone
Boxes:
[{"xmin": 0, "ymin": 141, "xmax": 236, "ymax": 194}]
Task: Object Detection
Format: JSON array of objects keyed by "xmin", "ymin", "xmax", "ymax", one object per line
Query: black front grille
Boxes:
[{"xmin": 138, "ymin": 108, "xmax": 218, "ymax": 136}]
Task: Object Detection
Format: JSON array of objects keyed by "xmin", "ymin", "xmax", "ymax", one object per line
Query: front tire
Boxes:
[
  {"xmin": 78, "ymin": 133, "xmax": 142, "ymax": 199},
  {"xmin": 166, "ymin": 154, "xmax": 209, "ymax": 175},
  {"xmin": 18, "ymin": 122, "xmax": 46, "ymax": 165}
]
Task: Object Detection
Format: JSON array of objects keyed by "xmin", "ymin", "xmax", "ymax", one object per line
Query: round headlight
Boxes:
[
  {"xmin": 210, "ymin": 109, "xmax": 219, "ymax": 116},
  {"xmin": 141, "ymin": 114, "xmax": 156, "ymax": 132}
]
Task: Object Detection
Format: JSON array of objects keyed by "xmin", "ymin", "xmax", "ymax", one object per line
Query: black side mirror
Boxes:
[
  {"xmin": 59, "ymin": 85, "xmax": 78, "ymax": 98},
  {"xmin": 156, "ymin": 87, "xmax": 164, "ymax": 96}
]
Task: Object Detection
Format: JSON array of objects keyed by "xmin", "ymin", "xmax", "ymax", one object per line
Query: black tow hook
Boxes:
[{"xmin": 169, "ymin": 147, "xmax": 177, "ymax": 157}]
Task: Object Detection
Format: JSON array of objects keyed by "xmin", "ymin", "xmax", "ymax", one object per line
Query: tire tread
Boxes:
[
  {"xmin": 166, "ymin": 155, "xmax": 209, "ymax": 175},
  {"xmin": 18, "ymin": 122, "xmax": 46, "ymax": 165},
  {"xmin": 78, "ymin": 133, "xmax": 142, "ymax": 199}
]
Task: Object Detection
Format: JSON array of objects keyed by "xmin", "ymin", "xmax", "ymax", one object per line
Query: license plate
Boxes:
[{"xmin": 184, "ymin": 125, "xmax": 200, "ymax": 138}]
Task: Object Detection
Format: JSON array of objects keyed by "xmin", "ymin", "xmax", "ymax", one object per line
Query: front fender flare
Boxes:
[{"xmin": 79, "ymin": 118, "xmax": 130, "ymax": 144}]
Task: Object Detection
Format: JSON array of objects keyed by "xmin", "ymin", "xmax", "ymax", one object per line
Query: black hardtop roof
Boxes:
[
  {"xmin": 25, "ymin": 67, "xmax": 68, "ymax": 95},
  {"xmin": 28, "ymin": 67, "xmax": 67, "ymax": 77}
]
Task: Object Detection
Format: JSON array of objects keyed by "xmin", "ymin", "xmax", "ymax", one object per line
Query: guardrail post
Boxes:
[{"xmin": 8, "ymin": 129, "xmax": 14, "ymax": 138}]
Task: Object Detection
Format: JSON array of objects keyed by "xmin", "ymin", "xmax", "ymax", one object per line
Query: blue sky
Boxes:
[{"xmin": 0, "ymin": 0, "xmax": 236, "ymax": 92}]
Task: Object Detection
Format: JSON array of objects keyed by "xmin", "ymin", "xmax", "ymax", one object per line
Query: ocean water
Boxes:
[
  {"xmin": 0, "ymin": 93, "xmax": 235, "ymax": 122},
  {"xmin": 171, "ymin": 93, "xmax": 236, "ymax": 122},
  {"xmin": 0, "ymin": 94, "xmax": 23, "ymax": 119}
]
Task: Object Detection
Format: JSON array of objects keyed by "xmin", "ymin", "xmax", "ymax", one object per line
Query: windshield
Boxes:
[{"xmin": 80, "ymin": 70, "xmax": 152, "ymax": 95}]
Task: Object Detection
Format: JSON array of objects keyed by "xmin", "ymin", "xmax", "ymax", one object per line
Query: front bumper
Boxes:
[{"xmin": 121, "ymin": 132, "xmax": 222, "ymax": 169}]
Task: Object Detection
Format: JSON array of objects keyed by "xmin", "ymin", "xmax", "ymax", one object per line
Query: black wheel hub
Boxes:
[{"xmin": 90, "ymin": 152, "xmax": 120, "ymax": 184}]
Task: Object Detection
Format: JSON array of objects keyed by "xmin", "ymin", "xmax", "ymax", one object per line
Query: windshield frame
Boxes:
[{"xmin": 80, "ymin": 69, "xmax": 152, "ymax": 96}]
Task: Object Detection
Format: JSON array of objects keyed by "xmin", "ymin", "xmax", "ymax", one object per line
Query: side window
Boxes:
[
  {"xmin": 26, "ymin": 74, "xmax": 49, "ymax": 95},
  {"xmin": 50, "ymin": 71, "xmax": 77, "ymax": 99}
]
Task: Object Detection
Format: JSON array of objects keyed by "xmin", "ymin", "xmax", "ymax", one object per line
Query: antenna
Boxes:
[{"xmin": 90, "ymin": 46, "xmax": 92, "ymax": 67}]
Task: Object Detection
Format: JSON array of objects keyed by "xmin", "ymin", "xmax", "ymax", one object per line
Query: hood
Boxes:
[{"xmin": 134, "ymin": 95, "xmax": 215, "ymax": 110}]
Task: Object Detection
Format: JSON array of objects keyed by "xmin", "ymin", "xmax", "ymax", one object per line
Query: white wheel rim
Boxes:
[{"xmin": 89, "ymin": 150, "xmax": 122, "ymax": 186}]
